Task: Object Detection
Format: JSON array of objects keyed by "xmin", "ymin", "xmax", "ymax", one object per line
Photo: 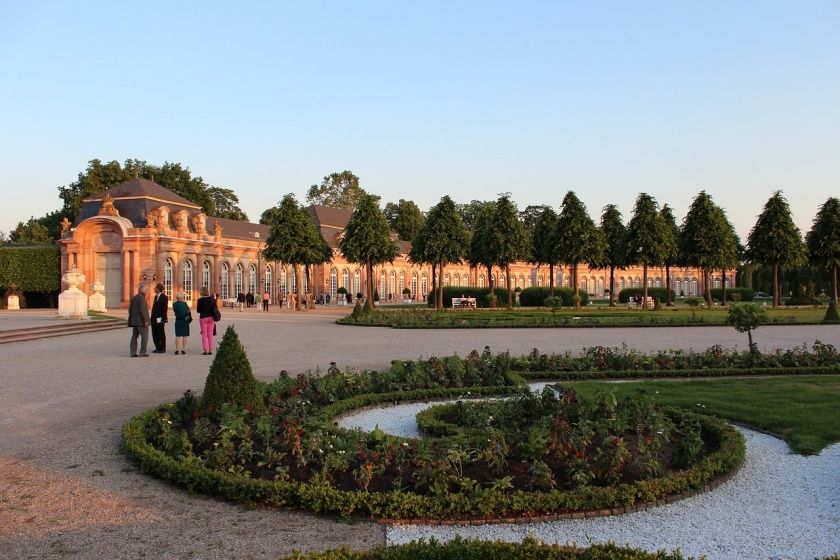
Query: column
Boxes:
[{"xmin": 122, "ymin": 250, "xmax": 131, "ymax": 304}]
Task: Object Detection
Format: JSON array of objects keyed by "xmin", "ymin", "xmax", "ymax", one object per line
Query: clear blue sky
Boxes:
[{"xmin": 1, "ymin": 1, "xmax": 838, "ymax": 241}]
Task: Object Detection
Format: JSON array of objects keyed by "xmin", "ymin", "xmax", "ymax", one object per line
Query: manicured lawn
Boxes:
[
  {"xmin": 339, "ymin": 305, "xmax": 829, "ymax": 328},
  {"xmin": 567, "ymin": 375, "xmax": 840, "ymax": 455}
]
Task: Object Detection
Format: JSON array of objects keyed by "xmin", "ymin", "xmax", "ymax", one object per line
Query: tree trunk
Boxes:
[
  {"xmin": 294, "ymin": 263, "xmax": 303, "ymax": 311},
  {"xmin": 747, "ymin": 329, "xmax": 754, "ymax": 353},
  {"xmin": 773, "ymin": 263, "xmax": 780, "ymax": 308},
  {"xmin": 430, "ymin": 263, "xmax": 437, "ymax": 308},
  {"xmin": 367, "ymin": 259, "xmax": 375, "ymax": 306},
  {"xmin": 438, "ymin": 261, "xmax": 445, "ymax": 310},
  {"xmin": 549, "ymin": 263, "xmax": 555, "ymax": 296},
  {"xmin": 573, "ymin": 262, "xmax": 580, "ymax": 310},
  {"xmin": 704, "ymin": 269, "xmax": 713, "ymax": 308},
  {"xmin": 487, "ymin": 265, "xmax": 494, "ymax": 307},
  {"xmin": 642, "ymin": 264, "xmax": 648, "ymax": 308},
  {"xmin": 833, "ymin": 265, "xmax": 838, "ymax": 305},
  {"xmin": 721, "ymin": 268, "xmax": 727, "ymax": 306},
  {"xmin": 506, "ymin": 263, "xmax": 513, "ymax": 309},
  {"xmin": 665, "ymin": 264, "xmax": 672, "ymax": 306},
  {"xmin": 609, "ymin": 265, "xmax": 616, "ymax": 307}
]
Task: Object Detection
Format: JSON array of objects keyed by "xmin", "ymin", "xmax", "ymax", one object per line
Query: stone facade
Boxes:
[{"xmin": 61, "ymin": 178, "xmax": 733, "ymax": 308}]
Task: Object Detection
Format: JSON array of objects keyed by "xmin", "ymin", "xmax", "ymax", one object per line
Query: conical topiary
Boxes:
[
  {"xmin": 824, "ymin": 299, "xmax": 840, "ymax": 322},
  {"xmin": 200, "ymin": 325, "xmax": 263, "ymax": 416}
]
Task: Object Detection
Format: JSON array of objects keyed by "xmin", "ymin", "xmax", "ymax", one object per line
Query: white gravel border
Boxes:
[{"xmin": 338, "ymin": 391, "xmax": 840, "ymax": 560}]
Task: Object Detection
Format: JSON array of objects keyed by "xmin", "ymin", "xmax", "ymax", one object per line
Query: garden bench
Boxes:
[{"xmin": 452, "ymin": 297, "xmax": 477, "ymax": 309}]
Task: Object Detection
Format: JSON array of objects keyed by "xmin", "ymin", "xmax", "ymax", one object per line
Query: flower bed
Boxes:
[{"xmin": 123, "ymin": 340, "xmax": 752, "ymax": 522}]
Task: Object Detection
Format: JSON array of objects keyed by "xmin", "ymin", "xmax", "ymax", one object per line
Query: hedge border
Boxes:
[
  {"xmin": 514, "ymin": 365, "xmax": 840, "ymax": 381},
  {"xmin": 122, "ymin": 386, "xmax": 744, "ymax": 523}
]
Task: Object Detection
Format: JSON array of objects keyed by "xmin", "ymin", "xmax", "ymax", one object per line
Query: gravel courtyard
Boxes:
[{"xmin": 1, "ymin": 308, "xmax": 838, "ymax": 559}]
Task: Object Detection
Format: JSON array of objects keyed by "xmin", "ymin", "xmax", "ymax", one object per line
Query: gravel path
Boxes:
[
  {"xmin": 1, "ymin": 308, "xmax": 838, "ymax": 559},
  {"xmin": 338, "ymin": 393, "xmax": 840, "ymax": 560}
]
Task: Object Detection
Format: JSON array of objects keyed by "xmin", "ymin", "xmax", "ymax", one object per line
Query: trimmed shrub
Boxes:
[
  {"xmin": 200, "ymin": 325, "xmax": 263, "ymax": 416},
  {"xmin": 711, "ymin": 287, "xmax": 755, "ymax": 302},
  {"xmin": 618, "ymin": 287, "xmax": 675, "ymax": 304},
  {"xmin": 519, "ymin": 286, "xmax": 589, "ymax": 307},
  {"xmin": 427, "ymin": 286, "xmax": 509, "ymax": 308},
  {"xmin": 825, "ymin": 300, "xmax": 840, "ymax": 323},
  {"xmin": 0, "ymin": 245, "xmax": 61, "ymax": 293}
]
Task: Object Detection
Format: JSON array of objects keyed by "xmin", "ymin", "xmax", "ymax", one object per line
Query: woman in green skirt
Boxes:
[{"xmin": 172, "ymin": 292, "xmax": 192, "ymax": 354}]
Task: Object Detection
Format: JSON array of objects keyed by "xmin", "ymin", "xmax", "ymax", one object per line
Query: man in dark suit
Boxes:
[
  {"xmin": 150, "ymin": 283, "xmax": 169, "ymax": 353},
  {"xmin": 128, "ymin": 283, "xmax": 150, "ymax": 357}
]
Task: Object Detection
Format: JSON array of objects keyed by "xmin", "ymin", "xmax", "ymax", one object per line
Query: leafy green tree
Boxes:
[
  {"xmin": 658, "ymin": 204, "xmax": 680, "ymax": 306},
  {"xmin": 715, "ymin": 206, "xmax": 740, "ymax": 305},
  {"xmin": 466, "ymin": 201, "xmax": 497, "ymax": 299},
  {"xmin": 554, "ymin": 191, "xmax": 602, "ymax": 310},
  {"xmin": 339, "ymin": 194, "xmax": 399, "ymax": 307},
  {"xmin": 747, "ymin": 191, "xmax": 806, "ymax": 307},
  {"xmin": 806, "ymin": 197, "xmax": 840, "ymax": 304},
  {"xmin": 488, "ymin": 195, "xmax": 527, "ymax": 309},
  {"xmin": 9, "ymin": 218, "xmax": 52, "ymax": 244},
  {"xmin": 519, "ymin": 204, "xmax": 548, "ymax": 262},
  {"xmin": 206, "ymin": 187, "xmax": 248, "ymax": 221},
  {"xmin": 306, "ymin": 170, "xmax": 367, "ymax": 209},
  {"xmin": 681, "ymin": 191, "xmax": 732, "ymax": 308},
  {"xmin": 200, "ymin": 325, "xmax": 263, "ymax": 416},
  {"xmin": 258, "ymin": 206, "xmax": 281, "ymax": 225},
  {"xmin": 625, "ymin": 193, "xmax": 667, "ymax": 307},
  {"xmin": 726, "ymin": 303, "xmax": 768, "ymax": 354},
  {"xmin": 384, "ymin": 199, "xmax": 425, "ymax": 241},
  {"xmin": 599, "ymin": 204, "xmax": 627, "ymax": 306},
  {"xmin": 262, "ymin": 194, "xmax": 332, "ymax": 311},
  {"xmin": 531, "ymin": 207, "xmax": 559, "ymax": 296},
  {"xmin": 409, "ymin": 196, "xmax": 470, "ymax": 309}
]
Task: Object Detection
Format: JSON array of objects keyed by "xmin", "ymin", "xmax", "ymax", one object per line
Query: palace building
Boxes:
[{"xmin": 60, "ymin": 178, "xmax": 733, "ymax": 308}]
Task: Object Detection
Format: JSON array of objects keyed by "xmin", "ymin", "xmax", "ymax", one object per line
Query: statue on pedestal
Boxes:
[{"xmin": 58, "ymin": 268, "xmax": 89, "ymax": 319}]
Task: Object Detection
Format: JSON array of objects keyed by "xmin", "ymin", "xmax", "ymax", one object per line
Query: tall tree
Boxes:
[
  {"xmin": 600, "ymin": 204, "xmax": 627, "ymax": 307},
  {"xmin": 262, "ymin": 195, "xmax": 331, "ymax": 311},
  {"xmin": 747, "ymin": 191, "xmax": 806, "ymax": 307},
  {"xmin": 409, "ymin": 196, "xmax": 470, "ymax": 309},
  {"xmin": 488, "ymin": 196, "xmax": 527, "ymax": 309},
  {"xmin": 658, "ymin": 204, "xmax": 680, "ymax": 306},
  {"xmin": 625, "ymin": 193, "xmax": 666, "ymax": 307},
  {"xmin": 457, "ymin": 200, "xmax": 491, "ymax": 231},
  {"xmin": 806, "ymin": 197, "xmax": 840, "ymax": 304},
  {"xmin": 9, "ymin": 218, "xmax": 52, "ymax": 244},
  {"xmin": 681, "ymin": 191, "xmax": 731, "ymax": 308},
  {"xmin": 384, "ymin": 199, "xmax": 425, "ymax": 241},
  {"xmin": 716, "ymin": 206, "xmax": 740, "ymax": 305},
  {"xmin": 339, "ymin": 194, "xmax": 399, "ymax": 307},
  {"xmin": 466, "ymin": 201, "xmax": 497, "ymax": 300},
  {"xmin": 531, "ymin": 207, "xmax": 559, "ymax": 295},
  {"xmin": 554, "ymin": 191, "xmax": 601, "ymax": 310},
  {"xmin": 519, "ymin": 204, "xmax": 548, "ymax": 262},
  {"xmin": 206, "ymin": 187, "xmax": 248, "ymax": 221},
  {"xmin": 306, "ymin": 171, "xmax": 367, "ymax": 209}
]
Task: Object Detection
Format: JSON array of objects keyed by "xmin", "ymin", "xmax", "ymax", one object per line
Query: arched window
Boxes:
[
  {"xmin": 519, "ymin": 275, "xmax": 525, "ymax": 288},
  {"xmin": 353, "ymin": 270, "xmax": 360, "ymax": 295},
  {"xmin": 462, "ymin": 273, "xmax": 469, "ymax": 286},
  {"xmin": 655, "ymin": 276, "xmax": 662, "ymax": 288},
  {"xmin": 249, "ymin": 264, "xmax": 257, "ymax": 295},
  {"xmin": 634, "ymin": 276, "xmax": 641, "ymax": 288},
  {"xmin": 453, "ymin": 274, "xmax": 460, "ymax": 288},
  {"xmin": 411, "ymin": 272, "xmax": 418, "ymax": 298},
  {"xmin": 537, "ymin": 275, "xmax": 543, "ymax": 287},
  {"xmin": 202, "ymin": 261, "xmax": 210, "ymax": 290},
  {"xmin": 389, "ymin": 270, "xmax": 396, "ymax": 297},
  {"xmin": 221, "ymin": 262, "xmax": 230, "ymax": 299},
  {"xmin": 163, "ymin": 258, "xmax": 173, "ymax": 299},
  {"xmin": 620, "ymin": 277, "xmax": 626, "ymax": 290},
  {"xmin": 303, "ymin": 270, "xmax": 308, "ymax": 293},
  {"xmin": 444, "ymin": 273, "xmax": 450, "ymax": 287},
  {"xmin": 714, "ymin": 276, "xmax": 721, "ymax": 288},
  {"xmin": 234, "ymin": 264, "xmax": 243, "ymax": 295},
  {"xmin": 398, "ymin": 270, "xmax": 405, "ymax": 296},
  {"xmin": 279, "ymin": 266, "xmax": 287, "ymax": 293},
  {"xmin": 675, "ymin": 277, "xmax": 683, "ymax": 295},
  {"xmin": 597, "ymin": 277, "xmax": 604, "ymax": 295},
  {"xmin": 478, "ymin": 274, "xmax": 485, "ymax": 288},
  {"xmin": 264, "ymin": 265, "xmax": 272, "ymax": 296},
  {"xmin": 182, "ymin": 260, "xmax": 193, "ymax": 302},
  {"xmin": 290, "ymin": 269, "xmax": 297, "ymax": 293},
  {"xmin": 379, "ymin": 270, "xmax": 386, "ymax": 298},
  {"xmin": 690, "ymin": 277, "xmax": 698, "ymax": 295},
  {"xmin": 342, "ymin": 269, "xmax": 349, "ymax": 291},
  {"xmin": 581, "ymin": 277, "xmax": 588, "ymax": 292},
  {"xmin": 421, "ymin": 272, "xmax": 428, "ymax": 298},
  {"xmin": 329, "ymin": 268, "xmax": 337, "ymax": 299}
]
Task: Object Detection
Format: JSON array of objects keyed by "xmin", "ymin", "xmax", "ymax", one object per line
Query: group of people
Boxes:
[
  {"xmin": 128, "ymin": 284, "xmax": 222, "ymax": 357},
  {"xmin": 235, "ymin": 291, "xmax": 273, "ymax": 311}
]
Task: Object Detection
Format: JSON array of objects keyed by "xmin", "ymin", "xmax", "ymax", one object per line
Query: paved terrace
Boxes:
[{"xmin": 1, "ymin": 306, "xmax": 838, "ymax": 559}]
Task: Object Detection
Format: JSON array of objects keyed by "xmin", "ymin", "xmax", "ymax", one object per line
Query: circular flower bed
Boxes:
[{"xmin": 122, "ymin": 327, "xmax": 745, "ymax": 522}]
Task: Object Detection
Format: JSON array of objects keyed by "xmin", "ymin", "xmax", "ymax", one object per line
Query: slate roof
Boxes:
[{"xmin": 83, "ymin": 177, "xmax": 200, "ymax": 208}]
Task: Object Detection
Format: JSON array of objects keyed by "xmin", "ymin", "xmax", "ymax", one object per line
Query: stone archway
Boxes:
[{"xmin": 65, "ymin": 217, "xmax": 130, "ymax": 309}]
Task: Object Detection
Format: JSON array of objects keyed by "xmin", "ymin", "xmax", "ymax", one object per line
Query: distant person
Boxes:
[
  {"xmin": 128, "ymin": 283, "xmax": 150, "ymax": 357},
  {"xmin": 325, "ymin": 293, "xmax": 331, "ymax": 305},
  {"xmin": 172, "ymin": 292, "xmax": 192, "ymax": 354},
  {"xmin": 262, "ymin": 290, "xmax": 270, "ymax": 311},
  {"xmin": 150, "ymin": 283, "xmax": 168, "ymax": 353},
  {"xmin": 196, "ymin": 287, "xmax": 216, "ymax": 355},
  {"xmin": 246, "ymin": 291, "xmax": 255, "ymax": 308},
  {"xmin": 237, "ymin": 291, "xmax": 246, "ymax": 311}
]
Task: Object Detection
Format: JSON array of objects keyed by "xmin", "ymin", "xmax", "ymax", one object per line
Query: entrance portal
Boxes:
[{"xmin": 95, "ymin": 253, "xmax": 122, "ymax": 308}]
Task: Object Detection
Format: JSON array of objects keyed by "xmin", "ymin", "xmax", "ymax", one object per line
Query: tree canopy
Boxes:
[
  {"xmin": 806, "ymin": 197, "xmax": 840, "ymax": 303},
  {"xmin": 599, "ymin": 204, "xmax": 626, "ymax": 305},
  {"xmin": 306, "ymin": 171, "xmax": 367, "ymax": 209},
  {"xmin": 384, "ymin": 199, "xmax": 425, "ymax": 241},
  {"xmin": 488, "ymin": 195, "xmax": 527, "ymax": 308},
  {"xmin": 531, "ymin": 207, "xmax": 559, "ymax": 292},
  {"xmin": 625, "ymin": 193, "xmax": 666, "ymax": 305},
  {"xmin": 554, "ymin": 191, "xmax": 602, "ymax": 308},
  {"xmin": 9, "ymin": 218, "xmax": 53, "ymax": 244},
  {"xmin": 680, "ymin": 191, "xmax": 734, "ymax": 306},
  {"xmin": 207, "ymin": 187, "xmax": 248, "ymax": 221}
]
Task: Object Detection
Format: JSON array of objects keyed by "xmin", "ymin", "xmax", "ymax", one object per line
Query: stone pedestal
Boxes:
[
  {"xmin": 88, "ymin": 280, "xmax": 107, "ymax": 313},
  {"xmin": 58, "ymin": 268, "xmax": 89, "ymax": 319},
  {"xmin": 6, "ymin": 294, "xmax": 20, "ymax": 310}
]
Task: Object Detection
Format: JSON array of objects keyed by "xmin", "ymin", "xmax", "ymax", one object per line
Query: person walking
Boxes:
[
  {"xmin": 196, "ymin": 287, "xmax": 216, "ymax": 355},
  {"xmin": 128, "ymin": 283, "xmax": 150, "ymax": 357},
  {"xmin": 172, "ymin": 292, "xmax": 191, "ymax": 354},
  {"xmin": 262, "ymin": 290, "xmax": 270, "ymax": 311},
  {"xmin": 237, "ymin": 291, "xmax": 246, "ymax": 311},
  {"xmin": 150, "ymin": 283, "xmax": 168, "ymax": 353}
]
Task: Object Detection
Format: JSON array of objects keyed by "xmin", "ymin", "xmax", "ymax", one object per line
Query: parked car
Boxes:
[{"xmin": 753, "ymin": 291, "xmax": 769, "ymax": 298}]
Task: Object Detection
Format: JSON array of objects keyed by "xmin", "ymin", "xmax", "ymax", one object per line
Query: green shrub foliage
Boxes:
[
  {"xmin": 519, "ymin": 287, "xmax": 590, "ymax": 307},
  {"xmin": 825, "ymin": 300, "xmax": 840, "ymax": 322},
  {"xmin": 200, "ymin": 325, "xmax": 263, "ymax": 416},
  {"xmin": 279, "ymin": 536, "xmax": 694, "ymax": 560},
  {"xmin": 427, "ymin": 286, "xmax": 510, "ymax": 308},
  {"xmin": 618, "ymin": 287, "xmax": 675, "ymax": 304},
  {"xmin": 0, "ymin": 245, "xmax": 61, "ymax": 293},
  {"xmin": 710, "ymin": 287, "xmax": 754, "ymax": 302}
]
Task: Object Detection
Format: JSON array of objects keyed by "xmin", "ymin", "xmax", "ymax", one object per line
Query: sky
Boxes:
[{"xmin": 1, "ymin": 1, "xmax": 838, "ymax": 241}]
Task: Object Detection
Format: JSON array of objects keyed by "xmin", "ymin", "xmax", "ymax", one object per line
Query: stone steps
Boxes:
[{"xmin": 0, "ymin": 320, "xmax": 125, "ymax": 344}]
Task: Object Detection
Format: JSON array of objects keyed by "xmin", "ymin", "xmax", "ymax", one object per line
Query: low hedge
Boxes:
[
  {"xmin": 519, "ymin": 286, "xmax": 589, "ymax": 307},
  {"xmin": 427, "ymin": 286, "xmax": 510, "ymax": 308},
  {"xmin": 710, "ymin": 288, "xmax": 754, "ymax": 302},
  {"xmin": 281, "ymin": 536, "xmax": 695, "ymax": 560},
  {"xmin": 514, "ymin": 365, "xmax": 839, "ymax": 381},
  {"xmin": 123, "ymin": 388, "xmax": 743, "ymax": 521},
  {"xmin": 618, "ymin": 287, "xmax": 675, "ymax": 304}
]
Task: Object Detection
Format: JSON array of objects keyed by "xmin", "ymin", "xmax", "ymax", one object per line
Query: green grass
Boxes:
[
  {"xmin": 567, "ymin": 375, "xmax": 840, "ymax": 455},
  {"xmin": 339, "ymin": 305, "xmax": 829, "ymax": 328}
]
